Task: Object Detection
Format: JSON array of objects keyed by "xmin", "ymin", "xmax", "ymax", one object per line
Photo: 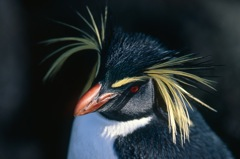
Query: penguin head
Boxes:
[
  {"xmin": 43, "ymin": 6, "xmax": 215, "ymax": 143},
  {"xmin": 73, "ymin": 30, "xmax": 168, "ymax": 121},
  {"xmin": 75, "ymin": 78, "xmax": 156, "ymax": 121}
]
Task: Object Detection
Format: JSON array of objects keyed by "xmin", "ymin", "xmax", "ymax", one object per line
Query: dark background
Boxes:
[{"xmin": 0, "ymin": 0, "xmax": 239, "ymax": 158}]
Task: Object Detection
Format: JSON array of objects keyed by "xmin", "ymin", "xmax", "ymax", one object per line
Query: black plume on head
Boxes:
[{"xmin": 100, "ymin": 28, "xmax": 174, "ymax": 82}]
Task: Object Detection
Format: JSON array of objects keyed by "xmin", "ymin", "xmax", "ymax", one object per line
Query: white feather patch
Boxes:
[
  {"xmin": 68, "ymin": 113, "xmax": 152, "ymax": 159},
  {"xmin": 101, "ymin": 115, "xmax": 152, "ymax": 139}
]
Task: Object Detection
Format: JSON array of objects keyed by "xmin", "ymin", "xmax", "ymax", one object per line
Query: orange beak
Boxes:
[{"xmin": 74, "ymin": 83, "xmax": 117, "ymax": 116}]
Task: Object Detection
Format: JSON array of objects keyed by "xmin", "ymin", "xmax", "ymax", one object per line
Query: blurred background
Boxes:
[{"xmin": 0, "ymin": 0, "xmax": 239, "ymax": 158}]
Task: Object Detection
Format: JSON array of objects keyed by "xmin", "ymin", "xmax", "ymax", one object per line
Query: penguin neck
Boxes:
[
  {"xmin": 71, "ymin": 112, "xmax": 153, "ymax": 140},
  {"xmin": 68, "ymin": 112, "xmax": 153, "ymax": 159},
  {"xmin": 75, "ymin": 112, "xmax": 153, "ymax": 138},
  {"xmin": 98, "ymin": 113, "xmax": 153, "ymax": 138}
]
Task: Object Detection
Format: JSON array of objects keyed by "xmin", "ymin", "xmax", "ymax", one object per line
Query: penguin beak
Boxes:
[{"xmin": 74, "ymin": 83, "xmax": 117, "ymax": 116}]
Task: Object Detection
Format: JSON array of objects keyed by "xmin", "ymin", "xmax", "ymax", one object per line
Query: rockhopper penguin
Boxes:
[{"xmin": 43, "ymin": 6, "xmax": 233, "ymax": 159}]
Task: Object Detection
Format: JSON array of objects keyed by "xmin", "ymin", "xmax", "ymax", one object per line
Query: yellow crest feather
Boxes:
[
  {"xmin": 110, "ymin": 54, "xmax": 215, "ymax": 144},
  {"xmin": 42, "ymin": 6, "xmax": 108, "ymax": 83},
  {"xmin": 143, "ymin": 54, "xmax": 216, "ymax": 144},
  {"xmin": 112, "ymin": 76, "xmax": 148, "ymax": 88}
]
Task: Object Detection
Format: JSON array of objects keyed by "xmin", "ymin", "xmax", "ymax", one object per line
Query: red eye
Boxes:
[{"xmin": 130, "ymin": 86, "xmax": 139, "ymax": 93}]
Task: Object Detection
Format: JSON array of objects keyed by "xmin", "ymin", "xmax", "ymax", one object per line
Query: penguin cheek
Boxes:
[
  {"xmin": 98, "ymin": 80, "xmax": 155, "ymax": 120},
  {"xmin": 100, "ymin": 86, "xmax": 154, "ymax": 120}
]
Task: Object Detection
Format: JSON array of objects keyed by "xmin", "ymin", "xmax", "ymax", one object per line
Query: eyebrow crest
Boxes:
[{"xmin": 111, "ymin": 76, "xmax": 147, "ymax": 88}]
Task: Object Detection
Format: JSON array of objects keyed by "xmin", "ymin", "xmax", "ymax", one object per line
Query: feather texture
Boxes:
[
  {"xmin": 111, "ymin": 54, "xmax": 216, "ymax": 143},
  {"xmin": 42, "ymin": 6, "xmax": 108, "ymax": 91},
  {"xmin": 44, "ymin": 7, "xmax": 216, "ymax": 144}
]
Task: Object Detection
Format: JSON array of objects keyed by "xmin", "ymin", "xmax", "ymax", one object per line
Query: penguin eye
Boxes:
[{"xmin": 130, "ymin": 86, "xmax": 140, "ymax": 93}]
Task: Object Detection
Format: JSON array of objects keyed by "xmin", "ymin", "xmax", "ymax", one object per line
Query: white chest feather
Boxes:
[{"xmin": 67, "ymin": 113, "xmax": 152, "ymax": 159}]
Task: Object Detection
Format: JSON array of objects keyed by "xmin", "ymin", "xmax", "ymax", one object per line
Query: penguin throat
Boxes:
[
  {"xmin": 68, "ymin": 113, "xmax": 152, "ymax": 159},
  {"xmin": 100, "ymin": 113, "xmax": 153, "ymax": 139}
]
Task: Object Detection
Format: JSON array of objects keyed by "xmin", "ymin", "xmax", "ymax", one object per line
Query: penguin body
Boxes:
[
  {"xmin": 68, "ymin": 109, "xmax": 233, "ymax": 159},
  {"xmin": 68, "ymin": 113, "xmax": 152, "ymax": 159},
  {"xmin": 44, "ymin": 8, "xmax": 233, "ymax": 159},
  {"xmin": 64, "ymin": 30, "xmax": 233, "ymax": 159},
  {"xmin": 114, "ymin": 109, "xmax": 233, "ymax": 159}
]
